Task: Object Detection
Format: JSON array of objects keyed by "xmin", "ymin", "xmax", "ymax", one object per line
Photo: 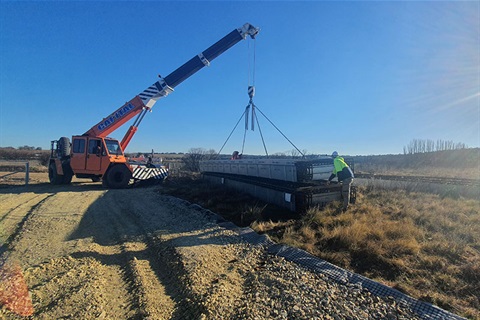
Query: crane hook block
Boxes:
[{"xmin": 248, "ymin": 86, "xmax": 255, "ymax": 99}]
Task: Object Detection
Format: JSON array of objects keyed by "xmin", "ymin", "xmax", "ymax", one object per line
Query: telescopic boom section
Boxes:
[{"xmin": 84, "ymin": 23, "xmax": 260, "ymax": 149}]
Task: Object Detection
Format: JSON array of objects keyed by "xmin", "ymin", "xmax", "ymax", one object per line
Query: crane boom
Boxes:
[
  {"xmin": 84, "ymin": 23, "xmax": 259, "ymax": 150},
  {"xmin": 49, "ymin": 23, "xmax": 259, "ymax": 189}
]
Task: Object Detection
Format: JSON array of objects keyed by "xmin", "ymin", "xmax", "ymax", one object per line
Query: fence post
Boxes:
[{"xmin": 25, "ymin": 162, "xmax": 29, "ymax": 186}]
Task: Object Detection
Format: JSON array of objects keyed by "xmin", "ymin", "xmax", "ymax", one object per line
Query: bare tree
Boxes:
[
  {"xmin": 182, "ymin": 148, "xmax": 216, "ymax": 172},
  {"xmin": 405, "ymin": 139, "xmax": 468, "ymax": 154},
  {"xmin": 290, "ymin": 149, "xmax": 301, "ymax": 158},
  {"xmin": 289, "ymin": 148, "xmax": 307, "ymax": 158}
]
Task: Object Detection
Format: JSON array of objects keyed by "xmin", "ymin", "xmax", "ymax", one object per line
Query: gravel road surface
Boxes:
[{"xmin": 1, "ymin": 177, "xmax": 424, "ymax": 319}]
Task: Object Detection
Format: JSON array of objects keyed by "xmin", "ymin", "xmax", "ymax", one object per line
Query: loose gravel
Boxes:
[{"xmin": 0, "ymin": 182, "xmax": 463, "ymax": 319}]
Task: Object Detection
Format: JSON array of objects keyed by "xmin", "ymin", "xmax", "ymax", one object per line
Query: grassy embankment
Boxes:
[
  {"xmin": 254, "ymin": 189, "xmax": 479, "ymax": 319},
  {"xmin": 161, "ymin": 149, "xmax": 480, "ymax": 319},
  {"xmin": 161, "ymin": 176, "xmax": 479, "ymax": 319}
]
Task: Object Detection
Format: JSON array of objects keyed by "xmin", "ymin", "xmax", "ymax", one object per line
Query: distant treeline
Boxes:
[
  {"xmin": 0, "ymin": 147, "xmax": 49, "ymax": 161},
  {"xmin": 2, "ymin": 145, "xmax": 44, "ymax": 151},
  {"xmin": 403, "ymin": 139, "xmax": 467, "ymax": 155},
  {"xmin": 354, "ymin": 148, "xmax": 479, "ymax": 170}
]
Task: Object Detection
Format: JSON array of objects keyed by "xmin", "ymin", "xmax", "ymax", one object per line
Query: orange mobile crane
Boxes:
[{"xmin": 49, "ymin": 23, "xmax": 259, "ymax": 188}]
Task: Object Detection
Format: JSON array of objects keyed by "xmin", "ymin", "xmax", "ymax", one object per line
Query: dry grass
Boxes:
[
  {"xmin": 354, "ymin": 149, "xmax": 480, "ymax": 180},
  {"xmin": 356, "ymin": 178, "xmax": 479, "ymax": 200},
  {"xmin": 253, "ymin": 188, "xmax": 480, "ymax": 319},
  {"xmin": 160, "ymin": 173, "xmax": 479, "ymax": 319}
]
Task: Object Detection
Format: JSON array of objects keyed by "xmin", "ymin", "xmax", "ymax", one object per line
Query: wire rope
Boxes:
[
  {"xmin": 253, "ymin": 39, "xmax": 256, "ymax": 86},
  {"xmin": 253, "ymin": 104, "xmax": 269, "ymax": 157},
  {"xmin": 254, "ymin": 106, "xmax": 305, "ymax": 158},
  {"xmin": 218, "ymin": 37, "xmax": 303, "ymax": 159},
  {"xmin": 241, "ymin": 105, "xmax": 249, "ymax": 154},
  {"xmin": 216, "ymin": 108, "xmax": 247, "ymax": 159}
]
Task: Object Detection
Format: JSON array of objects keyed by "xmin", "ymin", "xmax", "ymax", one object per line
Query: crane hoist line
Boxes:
[
  {"xmin": 217, "ymin": 84, "xmax": 305, "ymax": 159},
  {"xmin": 48, "ymin": 23, "xmax": 260, "ymax": 189},
  {"xmin": 216, "ymin": 34, "xmax": 304, "ymax": 159}
]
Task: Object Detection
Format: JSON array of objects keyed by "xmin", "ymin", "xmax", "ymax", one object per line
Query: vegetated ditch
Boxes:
[
  {"xmin": 158, "ymin": 174, "xmax": 298, "ymax": 227},
  {"xmin": 158, "ymin": 173, "xmax": 480, "ymax": 320}
]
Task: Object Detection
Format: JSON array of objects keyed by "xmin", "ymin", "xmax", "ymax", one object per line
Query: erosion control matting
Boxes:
[{"xmin": 180, "ymin": 199, "xmax": 465, "ymax": 320}]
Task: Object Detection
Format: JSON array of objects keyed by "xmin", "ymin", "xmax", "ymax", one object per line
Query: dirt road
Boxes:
[
  {"xmin": 1, "ymin": 177, "xmax": 425, "ymax": 319},
  {"xmin": 1, "ymin": 180, "xmax": 247, "ymax": 319}
]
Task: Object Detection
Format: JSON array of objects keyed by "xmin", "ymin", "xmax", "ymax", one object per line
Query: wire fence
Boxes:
[{"xmin": 0, "ymin": 161, "xmax": 30, "ymax": 186}]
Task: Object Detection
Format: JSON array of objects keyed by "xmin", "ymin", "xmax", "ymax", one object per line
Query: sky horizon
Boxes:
[{"xmin": 1, "ymin": 1, "xmax": 479, "ymax": 156}]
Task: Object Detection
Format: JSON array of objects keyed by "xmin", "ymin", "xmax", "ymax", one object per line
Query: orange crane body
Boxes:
[{"xmin": 48, "ymin": 23, "xmax": 259, "ymax": 188}]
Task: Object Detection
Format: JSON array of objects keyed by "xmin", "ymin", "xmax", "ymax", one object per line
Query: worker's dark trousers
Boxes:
[{"xmin": 341, "ymin": 177, "xmax": 353, "ymax": 210}]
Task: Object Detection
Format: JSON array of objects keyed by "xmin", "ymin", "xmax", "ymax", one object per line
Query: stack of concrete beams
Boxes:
[
  {"xmin": 199, "ymin": 158, "xmax": 354, "ymax": 212},
  {"xmin": 199, "ymin": 158, "xmax": 333, "ymax": 183}
]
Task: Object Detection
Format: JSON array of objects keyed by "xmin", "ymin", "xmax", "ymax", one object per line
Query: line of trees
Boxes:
[
  {"xmin": 403, "ymin": 139, "xmax": 467, "ymax": 155},
  {"xmin": 1, "ymin": 145, "xmax": 43, "ymax": 151}
]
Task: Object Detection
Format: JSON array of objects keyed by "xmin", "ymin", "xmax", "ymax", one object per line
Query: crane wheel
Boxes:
[
  {"xmin": 49, "ymin": 163, "xmax": 64, "ymax": 185},
  {"xmin": 63, "ymin": 172, "xmax": 73, "ymax": 184},
  {"xmin": 106, "ymin": 165, "xmax": 132, "ymax": 189},
  {"xmin": 62, "ymin": 160, "xmax": 73, "ymax": 184}
]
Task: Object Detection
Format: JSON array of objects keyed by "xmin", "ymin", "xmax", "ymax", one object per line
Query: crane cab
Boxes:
[{"xmin": 49, "ymin": 136, "xmax": 132, "ymax": 188}]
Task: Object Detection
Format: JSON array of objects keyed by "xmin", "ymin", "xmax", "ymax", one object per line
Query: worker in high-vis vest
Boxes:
[{"xmin": 326, "ymin": 151, "xmax": 354, "ymax": 211}]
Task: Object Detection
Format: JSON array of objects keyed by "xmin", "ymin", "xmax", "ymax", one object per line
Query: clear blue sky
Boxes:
[{"xmin": 1, "ymin": 1, "xmax": 479, "ymax": 156}]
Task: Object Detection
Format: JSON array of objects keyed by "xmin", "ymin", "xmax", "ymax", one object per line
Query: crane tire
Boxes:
[
  {"xmin": 62, "ymin": 160, "xmax": 73, "ymax": 184},
  {"xmin": 63, "ymin": 173, "xmax": 73, "ymax": 184},
  {"xmin": 49, "ymin": 163, "xmax": 64, "ymax": 185},
  {"xmin": 58, "ymin": 137, "xmax": 71, "ymax": 158},
  {"xmin": 106, "ymin": 165, "xmax": 132, "ymax": 189}
]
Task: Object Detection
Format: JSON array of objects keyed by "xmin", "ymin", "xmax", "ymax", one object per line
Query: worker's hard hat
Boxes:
[{"xmin": 331, "ymin": 151, "xmax": 338, "ymax": 158}]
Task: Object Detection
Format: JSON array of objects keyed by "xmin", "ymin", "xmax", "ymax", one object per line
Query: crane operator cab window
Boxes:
[
  {"xmin": 72, "ymin": 139, "xmax": 86, "ymax": 154},
  {"xmin": 105, "ymin": 139, "xmax": 123, "ymax": 156},
  {"xmin": 88, "ymin": 139, "xmax": 103, "ymax": 156}
]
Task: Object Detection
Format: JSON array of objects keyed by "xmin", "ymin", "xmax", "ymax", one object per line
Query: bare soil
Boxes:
[
  {"xmin": 1, "ymin": 174, "xmax": 254, "ymax": 319},
  {"xmin": 0, "ymin": 172, "xmax": 430, "ymax": 319}
]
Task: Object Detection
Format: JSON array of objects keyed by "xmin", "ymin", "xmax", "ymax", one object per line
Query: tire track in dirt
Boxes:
[
  {"xmin": 0, "ymin": 192, "xmax": 52, "ymax": 242},
  {"xmin": 146, "ymin": 196, "xmax": 261, "ymax": 319},
  {"xmin": 125, "ymin": 193, "xmax": 244, "ymax": 319},
  {"xmin": 84, "ymin": 190, "xmax": 210, "ymax": 319},
  {"xmin": 1, "ymin": 187, "xmax": 137, "ymax": 319},
  {"xmin": 1, "ymin": 194, "xmax": 54, "ymax": 256},
  {"xmin": 0, "ymin": 193, "xmax": 49, "ymax": 224},
  {"xmin": 83, "ymin": 191, "xmax": 177, "ymax": 319},
  {"xmin": 6, "ymin": 190, "xmax": 104, "ymax": 265},
  {"xmin": 0, "ymin": 186, "xmax": 187, "ymax": 319}
]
